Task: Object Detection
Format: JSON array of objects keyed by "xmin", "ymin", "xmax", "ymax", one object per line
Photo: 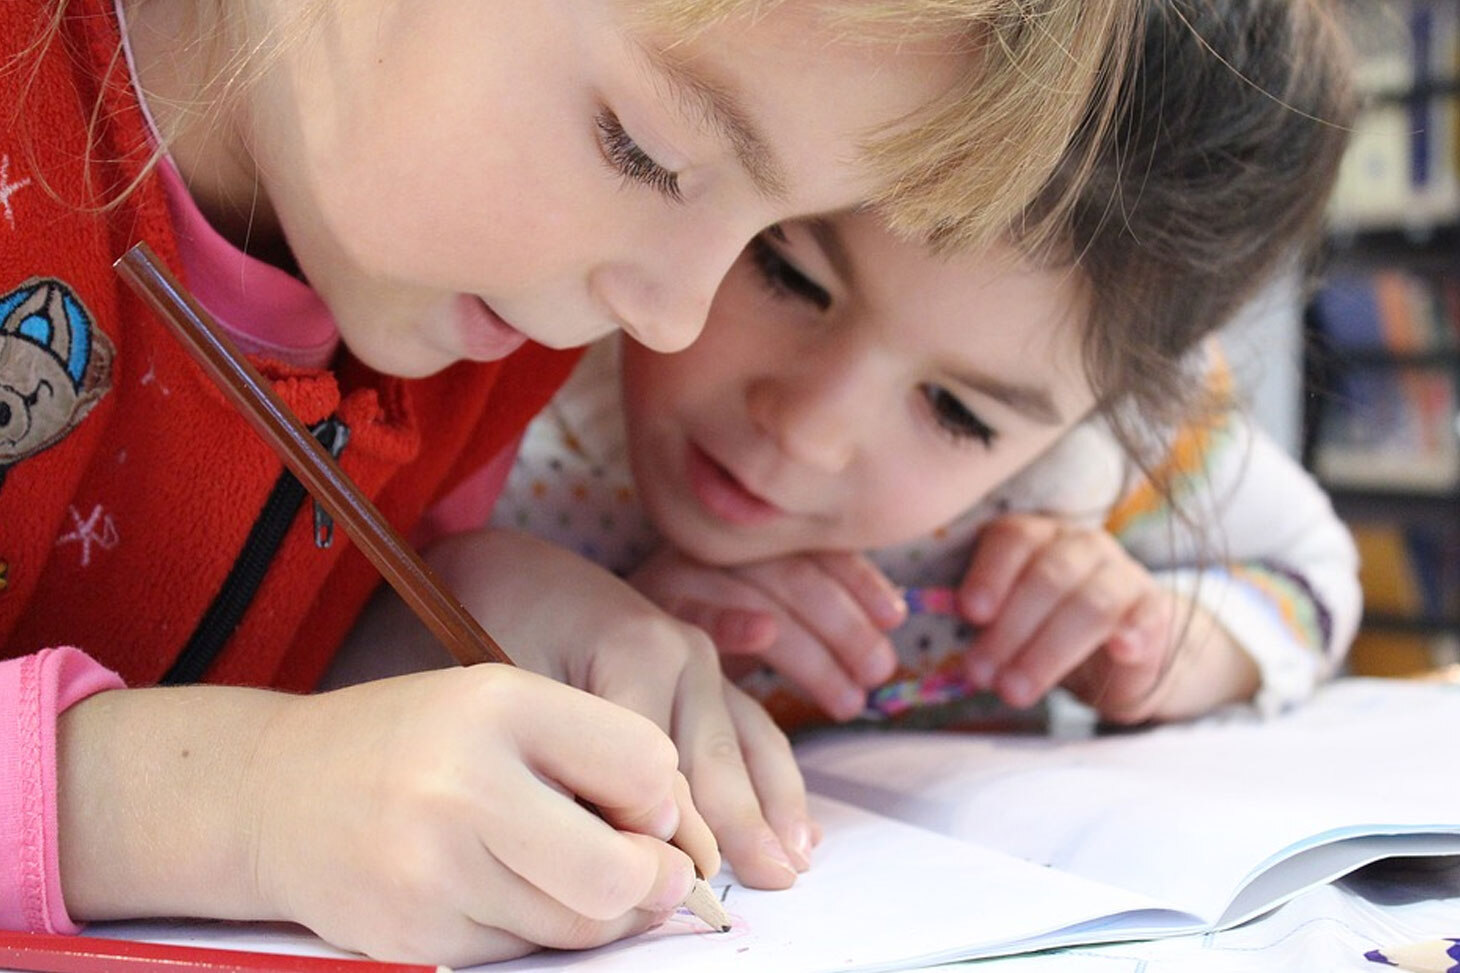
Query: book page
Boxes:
[
  {"xmin": 795, "ymin": 679, "xmax": 1460, "ymax": 921},
  {"xmin": 87, "ymin": 680, "xmax": 1460, "ymax": 973},
  {"xmin": 921, "ymin": 856, "xmax": 1460, "ymax": 973},
  {"xmin": 95, "ymin": 797, "xmax": 1185, "ymax": 973}
]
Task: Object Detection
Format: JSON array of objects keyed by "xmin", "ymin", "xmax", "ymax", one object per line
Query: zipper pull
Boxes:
[{"xmin": 309, "ymin": 417, "xmax": 351, "ymax": 549}]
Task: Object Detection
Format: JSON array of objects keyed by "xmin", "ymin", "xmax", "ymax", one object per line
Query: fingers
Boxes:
[
  {"xmin": 630, "ymin": 546, "xmax": 896, "ymax": 722},
  {"xmin": 724, "ymin": 682, "xmax": 815, "ymax": 872},
  {"xmin": 668, "ymin": 634, "xmax": 802, "ymax": 890},
  {"xmin": 733, "ymin": 555, "xmax": 898, "ymax": 703},
  {"xmin": 808, "ymin": 551, "xmax": 908, "ymax": 630},
  {"xmin": 1095, "ymin": 592, "xmax": 1174, "ymax": 714},
  {"xmin": 961, "ymin": 516, "xmax": 1154, "ymax": 709},
  {"xmin": 249, "ymin": 666, "xmax": 705, "ymax": 966},
  {"xmin": 958, "ymin": 514, "xmax": 1061, "ymax": 625},
  {"xmin": 494, "ymin": 677, "xmax": 697, "ymax": 920},
  {"xmin": 456, "ymin": 836, "xmax": 680, "ymax": 957},
  {"xmin": 673, "ymin": 600, "xmax": 780, "ymax": 657},
  {"xmin": 739, "ymin": 610, "xmax": 872, "ymax": 721}
]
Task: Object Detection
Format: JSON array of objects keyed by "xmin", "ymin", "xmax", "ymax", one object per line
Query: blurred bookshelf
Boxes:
[{"xmin": 1303, "ymin": 0, "xmax": 1460, "ymax": 677}]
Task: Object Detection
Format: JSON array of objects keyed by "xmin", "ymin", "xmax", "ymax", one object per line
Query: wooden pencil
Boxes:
[
  {"xmin": 0, "ymin": 928, "xmax": 448, "ymax": 973},
  {"xmin": 114, "ymin": 244, "xmax": 509, "ymax": 669},
  {"xmin": 1366, "ymin": 937, "xmax": 1460, "ymax": 973},
  {"xmin": 114, "ymin": 242, "xmax": 727, "ymax": 934}
]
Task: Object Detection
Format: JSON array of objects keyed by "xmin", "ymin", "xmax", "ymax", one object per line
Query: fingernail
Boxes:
[
  {"xmin": 787, "ymin": 821, "xmax": 813, "ymax": 872},
  {"xmin": 860, "ymin": 642, "xmax": 897, "ymax": 685},
  {"xmin": 646, "ymin": 796, "xmax": 680, "ymax": 842},
  {"xmin": 760, "ymin": 834, "xmax": 799, "ymax": 879},
  {"xmin": 837, "ymin": 687, "xmax": 868, "ymax": 720},
  {"xmin": 877, "ymin": 590, "xmax": 908, "ymax": 627},
  {"xmin": 999, "ymin": 671, "xmax": 1032, "ymax": 707},
  {"xmin": 963, "ymin": 590, "xmax": 992, "ymax": 621}
]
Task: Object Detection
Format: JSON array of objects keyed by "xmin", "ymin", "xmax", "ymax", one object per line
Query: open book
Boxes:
[{"xmin": 96, "ymin": 678, "xmax": 1460, "ymax": 973}]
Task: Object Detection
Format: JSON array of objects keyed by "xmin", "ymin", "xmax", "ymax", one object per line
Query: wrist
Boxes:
[
  {"xmin": 1153, "ymin": 603, "xmax": 1260, "ymax": 721},
  {"xmin": 57, "ymin": 685, "xmax": 293, "ymax": 923}
]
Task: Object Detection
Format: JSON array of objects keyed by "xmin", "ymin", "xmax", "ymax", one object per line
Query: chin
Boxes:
[
  {"xmin": 659, "ymin": 517, "xmax": 782, "ymax": 568},
  {"xmin": 346, "ymin": 338, "xmax": 453, "ymax": 379}
]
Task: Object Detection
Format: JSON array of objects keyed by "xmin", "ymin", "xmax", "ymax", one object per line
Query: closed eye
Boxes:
[
  {"xmin": 921, "ymin": 384, "xmax": 996, "ymax": 447},
  {"xmin": 595, "ymin": 109, "xmax": 683, "ymax": 203},
  {"xmin": 748, "ymin": 234, "xmax": 831, "ymax": 311}
]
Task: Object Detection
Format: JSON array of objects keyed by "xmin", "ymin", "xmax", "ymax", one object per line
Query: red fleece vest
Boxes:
[{"xmin": 0, "ymin": 0, "xmax": 580, "ymax": 690}]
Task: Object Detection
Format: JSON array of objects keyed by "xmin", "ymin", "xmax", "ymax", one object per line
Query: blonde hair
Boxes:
[
  {"xmin": 643, "ymin": 0, "xmax": 1138, "ymax": 252},
  {"xmin": 20, "ymin": 0, "xmax": 1133, "ymax": 248}
]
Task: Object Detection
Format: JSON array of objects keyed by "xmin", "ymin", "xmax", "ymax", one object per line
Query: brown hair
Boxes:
[{"xmin": 1032, "ymin": 0, "xmax": 1356, "ymax": 464}]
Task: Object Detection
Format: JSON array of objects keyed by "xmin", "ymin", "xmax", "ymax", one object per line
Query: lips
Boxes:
[
  {"xmin": 685, "ymin": 442, "xmax": 785, "ymax": 527},
  {"xmin": 455, "ymin": 294, "xmax": 528, "ymax": 361}
]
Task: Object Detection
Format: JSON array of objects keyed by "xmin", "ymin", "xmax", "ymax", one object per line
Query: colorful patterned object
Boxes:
[
  {"xmin": 865, "ymin": 587, "xmax": 970, "ymax": 717},
  {"xmin": 866, "ymin": 663, "xmax": 973, "ymax": 717},
  {"xmin": 902, "ymin": 585, "xmax": 958, "ymax": 616}
]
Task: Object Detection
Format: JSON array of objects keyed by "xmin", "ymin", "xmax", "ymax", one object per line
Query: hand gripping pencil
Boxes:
[{"xmin": 115, "ymin": 242, "xmax": 728, "ymax": 934}]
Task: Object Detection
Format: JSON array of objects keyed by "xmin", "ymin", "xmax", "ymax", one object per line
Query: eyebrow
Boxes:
[
  {"xmin": 639, "ymin": 42, "xmax": 790, "ymax": 201},
  {"xmin": 794, "ymin": 217, "xmax": 1063, "ymax": 426}
]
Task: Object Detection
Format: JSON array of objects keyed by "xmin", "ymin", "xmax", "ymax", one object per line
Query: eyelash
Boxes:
[
  {"xmin": 921, "ymin": 385, "xmax": 997, "ymax": 447},
  {"xmin": 595, "ymin": 109, "xmax": 683, "ymax": 203},
  {"xmin": 749, "ymin": 234, "xmax": 996, "ymax": 448},
  {"xmin": 748, "ymin": 233, "xmax": 831, "ymax": 311}
]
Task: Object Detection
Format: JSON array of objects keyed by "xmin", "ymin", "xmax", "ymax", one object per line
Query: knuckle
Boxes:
[
  {"xmin": 678, "ymin": 624, "xmax": 722, "ymax": 668},
  {"xmin": 1028, "ymin": 557, "xmax": 1079, "ymax": 594},
  {"xmin": 613, "ymin": 612, "xmax": 692, "ymax": 668},
  {"xmin": 701, "ymin": 726, "xmax": 746, "ymax": 768},
  {"xmin": 1077, "ymin": 581, "xmax": 1126, "ymax": 621}
]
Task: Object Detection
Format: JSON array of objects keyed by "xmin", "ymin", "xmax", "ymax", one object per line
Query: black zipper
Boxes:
[{"xmin": 161, "ymin": 417, "xmax": 350, "ymax": 685}]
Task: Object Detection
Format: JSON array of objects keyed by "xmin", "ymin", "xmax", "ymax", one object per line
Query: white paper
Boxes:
[{"xmin": 83, "ymin": 679, "xmax": 1460, "ymax": 973}]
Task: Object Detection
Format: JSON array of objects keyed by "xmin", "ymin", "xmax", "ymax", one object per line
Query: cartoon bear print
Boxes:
[{"xmin": 0, "ymin": 277, "xmax": 115, "ymax": 480}]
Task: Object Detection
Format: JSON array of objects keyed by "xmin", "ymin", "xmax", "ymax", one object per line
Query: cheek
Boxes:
[
  {"xmin": 851, "ymin": 453, "xmax": 1011, "ymax": 548},
  {"xmin": 317, "ymin": 135, "xmax": 580, "ymax": 288}
]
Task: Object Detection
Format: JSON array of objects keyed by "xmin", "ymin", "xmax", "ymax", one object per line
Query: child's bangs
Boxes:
[{"xmin": 634, "ymin": 0, "xmax": 1135, "ymax": 254}]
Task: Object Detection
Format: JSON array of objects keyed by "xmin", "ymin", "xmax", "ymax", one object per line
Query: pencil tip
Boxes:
[{"xmin": 681, "ymin": 876, "xmax": 730, "ymax": 932}]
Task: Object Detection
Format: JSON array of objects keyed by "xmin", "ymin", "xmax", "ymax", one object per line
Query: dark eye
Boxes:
[
  {"xmin": 595, "ymin": 110, "xmax": 682, "ymax": 203},
  {"xmin": 921, "ymin": 384, "xmax": 996, "ymax": 447},
  {"xmin": 748, "ymin": 234, "xmax": 831, "ymax": 311}
]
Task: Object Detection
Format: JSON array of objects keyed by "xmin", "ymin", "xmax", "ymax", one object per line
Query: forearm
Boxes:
[{"xmin": 56, "ymin": 684, "xmax": 291, "ymax": 923}]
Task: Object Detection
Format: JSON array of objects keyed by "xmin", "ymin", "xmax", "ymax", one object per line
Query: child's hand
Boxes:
[
  {"xmin": 958, "ymin": 513, "xmax": 1258, "ymax": 722},
  {"xmin": 629, "ymin": 546, "xmax": 904, "ymax": 722},
  {"xmin": 425, "ymin": 530, "xmax": 816, "ymax": 890},
  {"xmin": 57, "ymin": 670, "xmax": 707, "ymax": 966}
]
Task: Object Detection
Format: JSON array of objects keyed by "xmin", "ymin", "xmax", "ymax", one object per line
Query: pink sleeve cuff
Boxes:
[{"xmin": 0, "ymin": 648, "xmax": 125, "ymax": 934}]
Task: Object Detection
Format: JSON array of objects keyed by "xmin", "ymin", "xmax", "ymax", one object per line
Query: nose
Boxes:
[
  {"xmin": 745, "ymin": 341, "xmax": 873, "ymax": 475},
  {"xmin": 588, "ymin": 225, "xmax": 747, "ymax": 354}
]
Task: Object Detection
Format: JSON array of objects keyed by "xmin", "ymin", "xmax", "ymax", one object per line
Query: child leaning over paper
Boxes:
[
  {"xmin": 1, "ymin": 0, "xmax": 1144, "ymax": 963},
  {"xmin": 453, "ymin": 0, "xmax": 1363, "ymax": 733}
]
